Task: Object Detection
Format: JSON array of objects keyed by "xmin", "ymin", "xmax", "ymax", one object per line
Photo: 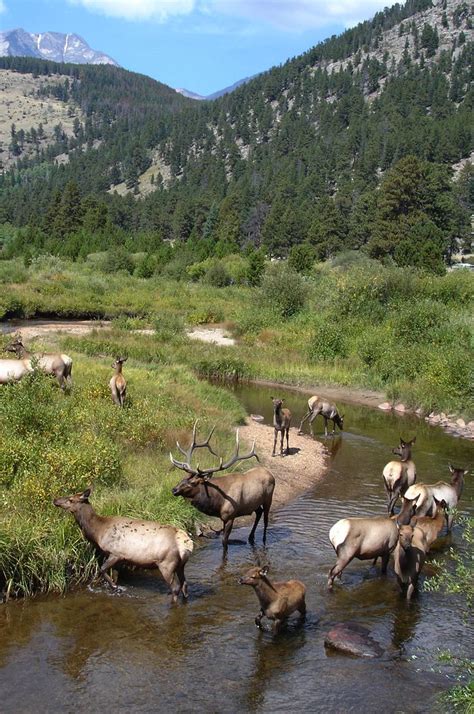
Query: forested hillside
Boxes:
[{"xmin": 0, "ymin": 0, "xmax": 472, "ymax": 271}]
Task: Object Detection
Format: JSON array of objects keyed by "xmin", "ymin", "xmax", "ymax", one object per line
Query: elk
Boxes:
[
  {"xmin": 383, "ymin": 437, "xmax": 417, "ymax": 515},
  {"xmin": 271, "ymin": 397, "xmax": 291, "ymax": 456},
  {"xmin": 53, "ymin": 487, "xmax": 193, "ymax": 601},
  {"xmin": 239, "ymin": 565, "xmax": 306, "ymax": 631},
  {"xmin": 6, "ymin": 336, "xmax": 72, "ymax": 389},
  {"xmin": 0, "ymin": 354, "xmax": 33, "ymax": 384},
  {"xmin": 411, "ymin": 501, "xmax": 447, "ymax": 549},
  {"xmin": 298, "ymin": 396, "xmax": 344, "ymax": 437},
  {"xmin": 110, "ymin": 356, "xmax": 127, "ymax": 407},
  {"xmin": 327, "ymin": 505, "xmax": 416, "ymax": 589},
  {"xmin": 393, "ymin": 522, "xmax": 429, "ymax": 601},
  {"xmin": 399, "ymin": 464, "xmax": 468, "ymax": 532},
  {"xmin": 170, "ymin": 422, "xmax": 275, "ymax": 553}
]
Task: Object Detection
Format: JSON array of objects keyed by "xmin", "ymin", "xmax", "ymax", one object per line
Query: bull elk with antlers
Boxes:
[{"xmin": 170, "ymin": 422, "xmax": 275, "ymax": 553}]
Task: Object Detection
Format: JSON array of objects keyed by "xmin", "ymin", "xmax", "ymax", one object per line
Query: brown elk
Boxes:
[
  {"xmin": 239, "ymin": 565, "xmax": 306, "ymax": 631},
  {"xmin": 411, "ymin": 501, "xmax": 447, "ymax": 549},
  {"xmin": 298, "ymin": 396, "xmax": 344, "ymax": 437},
  {"xmin": 393, "ymin": 522, "xmax": 429, "ymax": 601},
  {"xmin": 53, "ymin": 487, "xmax": 193, "ymax": 601},
  {"xmin": 170, "ymin": 423, "xmax": 275, "ymax": 553},
  {"xmin": 6, "ymin": 336, "xmax": 72, "ymax": 389},
  {"xmin": 271, "ymin": 397, "xmax": 291, "ymax": 456},
  {"xmin": 110, "ymin": 356, "xmax": 127, "ymax": 407},
  {"xmin": 327, "ymin": 505, "xmax": 416, "ymax": 589},
  {"xmin": 399, "ymin": 465, "xmax": 468, "ymax": 531},
  {"xmin": 383, "ymin": 437, "xmax": 417, "ymax": 515}
]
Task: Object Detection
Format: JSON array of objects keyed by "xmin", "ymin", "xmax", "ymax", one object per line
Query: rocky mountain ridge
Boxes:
[{"xmin": 0, "ymin": 28, "xmax": 119, "ymax": 66}]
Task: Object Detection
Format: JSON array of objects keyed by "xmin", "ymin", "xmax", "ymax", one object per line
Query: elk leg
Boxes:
[
  {"xmin": 158, "ymin": 561, "xmax": 181, "ymax": 602},
  {"xmin": 272, "ymin": 430, "xmax": 278, "ymax": 457},
  {"xmin": 328, "ymin": 556, "xmax": 351, "ymax": 589},
  {"xmin": 248, "ymin": 506, "xmax": 263, "ymax": 544},
  {"xmin": 100, "ymin": 554, "xmax": 122, "ymax": 589},
  {"xmin": 406, "ymin": 583, "xmax": 415, "ymax": 601},
  {"xmin": 380, "ymin": 552, "xmax": 390, "ymax": 574},
  {"xmin": 255, "ymin": 609, "xmax": 264, "ymax": 629},
  {"xmin": 298, "ymin": 410, "xmax": 311, "ymax": 434},
  {"xmin": 262, "ymin": 503, "xmax": 270, "ymax": 544},
  {"xmin": 388, "ymin": 489, "xmax": 399, "ymax": 516},
  {"xmin": 176, "ymin": 563, "xmax": 188, "ymax": 598},
  {"xmin": 324, "ymin": 417, "xmax": 329, "ymax": 437},
  {"xmin": 222, "ymin": 519, "xmax": 234, "ymax": 553},
  {"xmin": 272, "ymin": 619, "xmax": 282, "ymax": 633},
  {"xmin": 280, "ymin": 430, "xmax": 284, "ymax": 456},
  {"xmin": 308, "ymin": 413, "xmax": 317, "ymax": 437},
  {"xmin": 285, "ymin": 427, "xmax": 290, "ymax": 454}
]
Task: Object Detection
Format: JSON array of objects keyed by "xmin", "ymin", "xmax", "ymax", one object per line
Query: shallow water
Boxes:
[{"xmin": 0, "ymin": 383, "xmax": 472, "ymax": 713}]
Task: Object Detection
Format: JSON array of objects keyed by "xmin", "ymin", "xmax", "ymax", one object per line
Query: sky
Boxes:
[{"xmin": 1, "ymin": 0, "xmax": 394, "ymax": 96}]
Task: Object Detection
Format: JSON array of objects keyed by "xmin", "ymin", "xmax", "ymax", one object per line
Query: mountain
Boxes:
[
  {"xmin": 0, "ymin": 0, "xmax": 472, "ymax": 268},
  {"xmin": 175, "ymin": 76, "xmax": 256, "ymax": 101},
  {"xmin": 0, "ymin": 28, "xmax": 119, "ymax": 66}
]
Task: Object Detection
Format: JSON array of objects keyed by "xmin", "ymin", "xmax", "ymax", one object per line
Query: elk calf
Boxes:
[
  {"xmin": 54, "ymin": 488, "xmax": 193, "ymax": 601},
  {"xmin": 271, "ymin": 397, "xmax": 291, "ymax": 456},
  {"xmin": 382, "ymin": 437, "xmax": 417, "ymax": 515},
  {"xmin": 393, "ymin": 523, "xmax": 428, "ymax": 600},
  {"xmin": 298, "ymin": 397, "xmax": 344, "ymax": 437},
  {"xmin": 110, "ymin": 356, "xmax": 127, "ymax": 407},
  {"xmin": 239, "ymin": 565, "xmax": 306, "ymax": 631},
  {"xmin": 327, "ymin": 507, "xmax": 415, "ymax": 589}
]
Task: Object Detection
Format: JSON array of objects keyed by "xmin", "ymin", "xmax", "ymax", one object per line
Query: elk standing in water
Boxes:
[
  {"xmin": 271, "ymin": 397, "xmax": 291, "ymax": 456},
  {"xmin": 383, "ymin": 437, "xmax": 417, "ymax": 515},
  {"xmin": 110, "ymin": 356, "xmax": 127, "ymax": 407},
  {"xmin": 399, "ymin": 465, "xmax": 468, "ymax": 531},
  {"xmin": 393, "ymin": 522, "xmax": 429, "ymax": 601},
  {"xmin": 239, "ymin": 565, "xmax": 306, "ymax": 631},
  {"xmin": 298, "ymin": 396, "xmax": 344, "ymax": 437},
  {"xmin": 53, "ymin": 488, "xmax": 193, "ymax": 601},
  {"xmin": 171, "ymin": 422, "xmax": 275, "ymax": 553},
  {"xmin": 6, "ymin": 336, "xmax": 72, "ymax": 389},
  {"xmin": 327, "ymin": 505, "xmax": 416, "ymax": 589}
]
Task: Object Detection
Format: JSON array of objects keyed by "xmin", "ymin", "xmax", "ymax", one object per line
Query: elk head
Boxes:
[
  {"xmin": 53, "ymin": 487, "xmax": 92, "ymax": 513},
  {"xmin": 5, "ymin": 335, "xmax": 24, "ymax": 357},
  {"xmin": 271, "ymin": 397, "xmax": 284, "ymax": 410},
  {"xmin": 397, "ymin": 524, "xmax": 415, "ymax": 550},
  {"xmin": 239, "ymin": 565, "xmax": 270, "ymax": 586},
  {"xmin": 392, "ymin": 436, "xmax": 416, "ymax": 461},
  {"xmin": 170, "ymin": 421, "xmax": 258, "ymax": 494},
  {"xmin": 112, "ymin": 356, "xmax": 128, "ymax": 369}
]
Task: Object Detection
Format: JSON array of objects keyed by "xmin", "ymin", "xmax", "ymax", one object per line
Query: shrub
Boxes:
[
  {"xmin": 307, "ymin": 319, "xmax": 348, "ymax": 361},
  {"xmin": 101, "ymin": 247, "xmax": 134, "ymax": 275},
  {"xmin": 389, "ymin": 299, "xmax": 447, "ymax": 344},
  {"xmin": 259, "ymin": 262, "xmax": 307, "ymax": 318},
  {"xmin": 205, "ymin": 261, "xmax": 232, "ymax": 287}
]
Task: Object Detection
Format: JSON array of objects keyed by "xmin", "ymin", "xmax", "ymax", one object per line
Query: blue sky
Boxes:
[{"xmin": 1, "ymin": 1, "xmax": 394, "ymax": 95}]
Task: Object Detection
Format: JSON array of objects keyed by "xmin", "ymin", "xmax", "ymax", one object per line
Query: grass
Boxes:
[{"xmin": 0, "ymin": 353, "xmax": 246, "ymax": 597}]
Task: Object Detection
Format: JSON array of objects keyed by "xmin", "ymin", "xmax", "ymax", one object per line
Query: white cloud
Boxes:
[
  {"xmin": 0, "ymin": 1, "xmax": 6, "ymax": 13},
  {"xmin": 68, "ymin": 0, "xmax": 196, "ymax": 21},
  {"xmin": 206, "ymin": 0, "xmax": 389, "ymax": 31},
  {"xmin": 67, "ymin": 0, "xmax": 392, "ymax": 29}
]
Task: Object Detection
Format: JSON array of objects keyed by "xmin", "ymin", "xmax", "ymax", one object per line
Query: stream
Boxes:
[{"xmin": 0, "ymin": 382, "xmax": 472, "ymax": 713}]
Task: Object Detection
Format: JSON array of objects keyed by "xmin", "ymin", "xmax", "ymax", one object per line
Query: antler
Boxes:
[{"xmin": 170, "ymin": 421, "xmax": 258, "ymax": 478}]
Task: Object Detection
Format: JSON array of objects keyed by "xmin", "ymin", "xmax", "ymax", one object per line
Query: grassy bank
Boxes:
[
  {"xmin": 1, "ymin": 253, "xmax": 473, "ymax": 417},
  {"xmin": 0, "ymin": 354, "xmax": 245, "ymax": 597}
]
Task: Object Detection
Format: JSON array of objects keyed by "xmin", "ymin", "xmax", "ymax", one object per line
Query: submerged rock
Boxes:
[
  {"xmin": 324, "ymin": 623, "xmax": 385, "ymax": 659},
  {"xmin": 394, "ymin": 403, "xmax": 406, "ymax": 413}
]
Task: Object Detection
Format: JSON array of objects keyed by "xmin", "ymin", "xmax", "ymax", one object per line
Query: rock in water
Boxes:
[
  {"xmin": 250, "ymin": 414, "xmax": 265, "ymax": 422},
  {"xmin": 324, "ymin": 622, "xmax": 385, "ymax": 658}
]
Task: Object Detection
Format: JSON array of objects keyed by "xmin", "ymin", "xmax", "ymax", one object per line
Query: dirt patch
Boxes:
[
  {"xmin": 0, "ymin": 319, "xmax": 111, "ymax": 340},
  {"xmin": 238, "ymin": 417, "xmax": 328, "ymax": 508},
  {"xmin": 187, "ymin": 326, "xmax": 235, "ymax": 347}
]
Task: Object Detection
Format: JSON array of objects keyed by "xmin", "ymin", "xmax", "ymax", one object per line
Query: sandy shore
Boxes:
[{"xmin": 237, "ymin": 417, "xmax": 328, "ymax": 509}]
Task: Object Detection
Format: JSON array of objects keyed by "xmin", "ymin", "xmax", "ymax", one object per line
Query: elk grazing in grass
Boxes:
[
  {"xmin": 393, "ymin": 522, "xmax": 429, "ymax": 601},
  {"xmin": 0, "ymin": 354, "xmax": 33, "ymax": 384},
  {"xmin": 383, "ymin": 437, "xmax": 417, "ymax": 515},
  {"xmin": 171, "ymin": 422, "xmax": 275, "ymax": 553},
  {"xmin": 239, "ymin": 565, "xmax": 306, "ymax": 631},
  {"xmin": 271, "ymin": 397, "xmax": 291, "ymax": 456},
  {"xmin": 298, "ymin": 396, "xmax": 344, "ymax": 437},
  {"xmin": 327, "ymin": 505, "xmax": 416, "ymax": 589},
  {"xmin": 110, "ymin": 356, "xmax": 127, "ymax": 407},
  {"xmin": 399, "ymin": 465, "xmax": 468, "ymax": 531},
  {"xmin": 53, "ymin": 487, "xmax": 193, "ymax": 601},
  {"xmin": 6, "ymin": 336, "xmax": 72, "ymax": 389}
]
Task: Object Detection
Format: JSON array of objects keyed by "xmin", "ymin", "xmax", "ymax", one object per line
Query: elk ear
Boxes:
[
  {"xmin": 400, "ymin": 437, "xmax": 406, "ymax": 446},
  {"xmin": 409, "ymin": 516, "xmax": 418, "ymax": 527},
  {"xmin": 259, "ymin": 566, "xmax": 269, "ymax": 577},
  {"xmin": 80, "ymin": 488, "xmax": 92, "ymax": 502},
  {"xmin": 448, "ymin": 463, "xmax": 454, "ymax": 473},
  {"xmin": 464, "ymin": 469, "xmax": 469, "ymax": 476},
  {"xmin": 410, "ymin": 436, "xmax": 416, "ymax": 445}
]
